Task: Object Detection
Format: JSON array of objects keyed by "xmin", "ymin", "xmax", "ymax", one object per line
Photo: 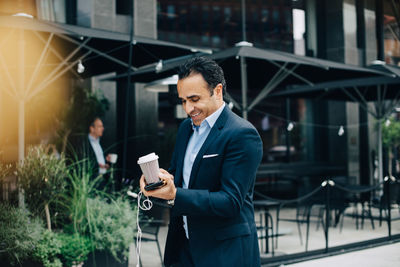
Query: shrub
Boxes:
[
  {"xmin": 61, "ymin": 159, "xmax": 103, "ymax": 234},
  {"xmin": 58, "ymin": 233, "xmax": 92, "ymax": 267},
  {"xmin": 17, "ymin": 146, "xmax": 68, "ymax": 230},
  {"xmin": 87, "ymin": 196, "xmax": 137, "ymax": 263},
  {"xmin": 0, "ymin": 203, "xmax": 42, "ymax": 265},
  {"xmin": 32, "ymin": 230, "xmax": 62, "ymax": 267}
]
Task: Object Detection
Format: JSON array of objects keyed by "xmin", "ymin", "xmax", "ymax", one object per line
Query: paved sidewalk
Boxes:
[
  {"xmin": 129, "ymin": 206, "xmax": 400, "ymax": 267},
  {"xmin": 284, "ymin": 242, "xmax": 400, "ymax": 267}
]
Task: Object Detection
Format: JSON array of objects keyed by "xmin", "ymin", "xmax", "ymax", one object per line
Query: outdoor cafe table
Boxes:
[{"xmin": 253, "ymin": 200, "xmax": 281, "ymax": 254}]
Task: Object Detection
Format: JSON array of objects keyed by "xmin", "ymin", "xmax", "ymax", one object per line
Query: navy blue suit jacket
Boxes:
[{"xmin": 164, "ymin": 106, "xmax": 263, "ymax": 267}]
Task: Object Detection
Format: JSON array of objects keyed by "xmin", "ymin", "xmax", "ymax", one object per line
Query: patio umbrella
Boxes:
[
  {"xmin": 107, "ymin": 41, "xmax": 388, "ymax": 120},
  {"xmin": 270, "ymin": 63, "xmax": 400, "ymax": 188},
  {"xmin": 0, "ymin": 15, "xmax": 208, "ymax": 163}
]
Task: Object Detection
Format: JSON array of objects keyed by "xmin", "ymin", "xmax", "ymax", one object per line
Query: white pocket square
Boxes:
[{"xmin": 203, "ymin": 154, "xmax": 219, "ymax": 158}]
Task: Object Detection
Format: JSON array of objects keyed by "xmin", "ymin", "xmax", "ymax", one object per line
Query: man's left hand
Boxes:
[
  {"xmin": 139, "ymin": 168, "xmax": 176, "ymax": 200},
  {"xmin": 99, "ymin": 163, "xmax": 110, "ymax": 169}
]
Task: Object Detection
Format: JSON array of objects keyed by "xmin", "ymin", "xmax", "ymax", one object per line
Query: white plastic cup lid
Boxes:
[{"xmin": 137, "ymin": 152, "xmax": 159, "ymax": 165}]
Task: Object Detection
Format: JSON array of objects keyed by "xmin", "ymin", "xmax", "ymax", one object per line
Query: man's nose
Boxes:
[{"xmin": 185, "ymin": 102, "xmax": 194, "ymax": 114}]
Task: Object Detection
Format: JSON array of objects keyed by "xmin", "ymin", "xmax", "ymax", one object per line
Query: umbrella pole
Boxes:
[
  {"xmin": 378, "ymin": 119, "xmax": 384, "ymax": 190},
  {"xmin": 18, "ymin": 29, "xmax": 25, "ymax": 208},
  {"xmin": 18, "ymin": 100, "xmax": 25, "ymax": 208},
  {"xmin": 18, "ymin": 101, "xmax": 25, "ymax": 163},
  {"xmin": 240, "ymin": 56, "xmax": 248, "ymax": 120}
]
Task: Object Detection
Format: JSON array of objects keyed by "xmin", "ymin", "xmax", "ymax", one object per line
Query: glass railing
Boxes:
[{"xmin": 254, "ymin": 177, "xmax": 400, "ymax": 265}]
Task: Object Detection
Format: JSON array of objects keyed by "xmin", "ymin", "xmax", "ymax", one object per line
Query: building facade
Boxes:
[{"xmin": 0, "ymin": 0, "xmax": 399, "ymax": 185}]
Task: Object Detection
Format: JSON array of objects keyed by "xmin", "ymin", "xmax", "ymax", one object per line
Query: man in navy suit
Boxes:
[{"xmin": 140, "ymin": 57, "xmax": 263, "ymax": 267}]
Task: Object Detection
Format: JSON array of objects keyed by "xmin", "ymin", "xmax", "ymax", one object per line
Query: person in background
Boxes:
[{"xmin": 72, "ymin": 117, "xmax": 113, "ymax": 188}]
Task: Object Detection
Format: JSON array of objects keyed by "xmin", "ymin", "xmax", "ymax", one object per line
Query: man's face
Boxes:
[
  {"xmin": 177, "ymin": 73, "xmax": 223, "ymax": 126},
  {"xmin": 90, "ymin": 119, "xmax": 104, "ymax": 138}
]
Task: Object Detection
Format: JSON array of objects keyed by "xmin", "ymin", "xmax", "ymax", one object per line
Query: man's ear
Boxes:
[{"xmin": 214, "ymin": 83, "xmax": 223, "ymax": 99}]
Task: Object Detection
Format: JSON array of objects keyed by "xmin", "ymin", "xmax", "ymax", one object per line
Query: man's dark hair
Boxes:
[
  {"xmin": 178, "ymin": 56, "xmax": 226, "ymax": 96},
  {"xmin": 89, "ymin": 117, "xmax": 102, "ymax": 128}
]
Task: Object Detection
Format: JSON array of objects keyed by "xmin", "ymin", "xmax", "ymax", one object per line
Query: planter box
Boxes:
[{"xmin": 84, "ymin": 251, "xmax": 128, "ymax": 267}]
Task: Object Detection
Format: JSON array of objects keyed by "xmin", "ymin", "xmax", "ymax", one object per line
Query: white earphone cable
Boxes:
[{"xmin": 128, "ymin": 190, "xmax": 153, "ymax": 267}]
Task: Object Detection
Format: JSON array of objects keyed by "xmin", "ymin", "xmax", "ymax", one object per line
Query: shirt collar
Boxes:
[
  {"xmin": 191, "ymin": 102, "xmax": 225, "ymax": 131},
  {"xmin": 88, "ymin": 134, "xmax": 99, "ymax": 142}
]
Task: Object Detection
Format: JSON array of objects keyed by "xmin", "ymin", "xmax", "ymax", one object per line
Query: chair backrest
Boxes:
[
  {"xmin": 383, "ymin": 181, "xmax": 400, "ymax": 204},
  {"xmin": 141, "ymin": 219, "xmax": 162, "ymax": 236}
]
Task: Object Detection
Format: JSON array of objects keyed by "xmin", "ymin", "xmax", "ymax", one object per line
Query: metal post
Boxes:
[
  {"xmin": 386, "ymin": 179, "xmax": 392, "ymax": 239},
  {"xmin": 325, "ymin": 183, "xmax": 330, "ymax": 253},
  {"xmin": 122, "ymin": 4, "xmax": 135, "ymax": 182},
  {"xmin": 378, "ymin": 120, "xmax": 383, "ymax": 187},
  {"xmin": 240, "ymin": 56, "xmax": 248, "ymax": 120},
  {"xmin": 18, "ymin": 29, "xmax": 25, "ymax": 208},
  {"xmin": 286, "ymin": 99, "xmax": 291, "ymax": 162},
  {"xmin": 241, "ymin": 0, "xmax": 247, "ymax": 42},
  {"xmin": 18, "ymin": 101, "xmax": 25, "ymax": 163}
]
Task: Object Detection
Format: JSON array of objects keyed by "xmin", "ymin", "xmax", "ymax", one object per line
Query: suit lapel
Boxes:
[{"xmin": 188, "ymin": 106, "xmax": 230, "ymax": 188}]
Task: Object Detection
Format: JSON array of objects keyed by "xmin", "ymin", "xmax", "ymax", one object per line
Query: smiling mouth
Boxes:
[{"xmin": 190, "ymin": 112, "xmax": 201, "ymax": 119}]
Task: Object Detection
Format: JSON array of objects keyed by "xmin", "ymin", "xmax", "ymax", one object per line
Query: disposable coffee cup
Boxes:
[
  {"xmin": 137, "ymin": 152, "xmax": 160, "ymax": 184},
  {"xmin": 109, "ymin": 153, "xmax": 118, "ymax": 164}
]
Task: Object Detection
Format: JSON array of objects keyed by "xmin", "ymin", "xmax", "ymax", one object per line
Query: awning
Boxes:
[
  {"xmin": 105, "ymin": 42, "xmax": 389, "ymax": 119},
  {"xmin": 269, "ymin": 62, "xmax": 400, "ymax": 190},
  {"xmin": 0, "ymin": 15, "xmax": 211, "ymax": 79},
  {"xmin": 0, "ymin": 15, "xmax": 208, "ymax": 163}
]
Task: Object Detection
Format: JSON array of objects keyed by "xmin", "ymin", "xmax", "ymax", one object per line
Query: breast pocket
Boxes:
[{"xmin": 197, "ymin": 155, "xmax": 222, "ymax": 188}]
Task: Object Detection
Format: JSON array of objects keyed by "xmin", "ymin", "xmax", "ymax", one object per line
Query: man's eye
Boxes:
[
  {"xmin": 181, "ymin": 99, "xmax": 186, "ymax": 104},
  {"xmin": 191, "ymin": 98, "xmax": 199, "ymax": 102}
]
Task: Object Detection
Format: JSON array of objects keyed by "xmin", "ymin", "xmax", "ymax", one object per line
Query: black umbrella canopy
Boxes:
[
  {"xmin": 270, "ymin": 63, "xmax": 400, "ymax": 105},
  {"xmin": 0, "ymin": 15, "xmax": 208, "ymax": 164},
  {"xmin": 368, "ymin": 61, "xmax": 400, "ymax": 77},
  {"xmin": 208, "ymin": 45, "xmax": 387, "ymax": 91},
  {"xmin": 269, "ymin": 63, "xmax": 400, "ymax": 187},
  {"xmin": 110, "ymin": 42, "xmax": 389, "ymax": 117},
  {"xmin": 0, "ymin": 15, "xmax": 210, "ymax": 80},
  {"xmin": 110, "ymin": 43, "xmax": 387, "ymax": 87},
  {"xmin": 271, "ymin": 76, "xmax": 400, "ymax": 102}
]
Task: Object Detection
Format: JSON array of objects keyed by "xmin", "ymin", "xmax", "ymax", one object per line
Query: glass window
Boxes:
[
  {"xmin": 251, "ymin": 98, "xmax": 309, "ymax": 163},
  {"xmin": 364, "ymin": 0, "xmax": 377, "ymax": 64},
  {"xmin": 343, "ymin": 0, "xmax": 359, "ymax": 64},
  {"xmin": 383, "ymin": 0, "xmax": 400, "ymax": 65},
  {"xmin": 190, "ymin": 5, "xmax": 199, "ymax": 32},
  {"xmin": 167, "ymin": 5, "xmax": 175, "ymax": 19},
  {"xmin": 212, "ymin": 6, "xmax": 221, "ymax": 30},
  {"xmin": 293, "ymin": 8, "xmax": 305, "ymax": 55},
  {"xmin": 202, "ymin": 5, "xmax": 209, "ymax": 31},
  {"xmin": 261, "ymin": 8, "xmax": 269, "ymax": 33},
  {"xmin": 179, "ymin": 5, "xmax": 188, "ymax": 32},
  {"xmin": 157, "ymin": 1, "xmax": 293, "ymax": 50},
  {"xmin": 116, "ymin": 0, "xmax": 132, "ymax": 15},
  {"xmin": 272, "ymin": 9, "xmax": 280, "ymax": 33}
]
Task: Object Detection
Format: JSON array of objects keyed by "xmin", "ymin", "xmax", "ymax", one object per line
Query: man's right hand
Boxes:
[{"xmin": 140, "ymin": 168, "xmax": 176, "ymax": 201}]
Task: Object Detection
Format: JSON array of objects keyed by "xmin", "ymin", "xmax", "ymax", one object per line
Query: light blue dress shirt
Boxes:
[
  {"xmin": 182, "ymin": 102, "xmax": 225, "ymax": 238},
  {"xmin": 88, "ymin": 134, "xmax": 106, "ymax": 174}
]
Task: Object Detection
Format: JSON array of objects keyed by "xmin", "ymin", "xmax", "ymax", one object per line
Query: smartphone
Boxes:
[{"xmin": 144, "ymin": 180, "xmax": 165, "ymax": 191}]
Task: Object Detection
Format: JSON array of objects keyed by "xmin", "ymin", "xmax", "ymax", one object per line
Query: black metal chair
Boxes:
[
  {"xmin": 372, "ymin": 179, "xmax": 400, "ymax": 226},
  {"xmin": 256, "ymin": 209, "xmax": 275, "ymax": 255},
  {"xmin": 275, "ymin": 197, "xmax": 325, "ymax": 252}
]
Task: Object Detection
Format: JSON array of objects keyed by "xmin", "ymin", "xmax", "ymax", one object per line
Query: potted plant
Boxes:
[
  {"xmin": 382, "ymin": 117, "xmax": 400, "ymax": 176},
  {"xmin": 84, "ymin": 196, "xmax": 137, "ymax": 267},
  {"xmin": 0, "ymin": 202, "xmax": 62, "ymax": 267},
  {"xmin": 17, "ymin": 145, "xmax": 68, "ymax": 231},
  {"xmin": 61, "ymin": 159, "xmax": 137, "ymax": 267},
  {"xmin": 57, "ymin": 233, "xmax": 92, "ymax": 267}
]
